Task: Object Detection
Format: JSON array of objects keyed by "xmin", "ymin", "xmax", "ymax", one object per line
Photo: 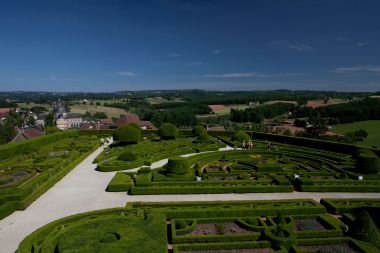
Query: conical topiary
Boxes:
[
  {"xmin": 350, "ymin": 210, "xmax": 380, "ymax": 245},
  {"xmin": 274, "ymin": 213, "xmax": 286, "ymax": 225}
]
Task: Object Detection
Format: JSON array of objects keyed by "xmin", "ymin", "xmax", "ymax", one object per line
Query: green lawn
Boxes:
[{"xmin": 331, "ymin": 120, "xmax": 380, "ymax": 148}]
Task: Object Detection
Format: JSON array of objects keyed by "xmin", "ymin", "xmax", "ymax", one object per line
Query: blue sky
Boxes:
[{"xmin": 0, "ymin": 0, "xmax": 379, "ymax": 92}]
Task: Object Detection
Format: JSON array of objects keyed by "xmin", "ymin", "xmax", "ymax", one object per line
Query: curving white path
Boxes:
[{"xmin": 0, "ymin": 146, "xmax": 379, "ymax": 253}]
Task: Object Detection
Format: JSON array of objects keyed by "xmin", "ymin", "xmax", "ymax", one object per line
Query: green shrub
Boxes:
[
  {"xmin": 166, "ymin": 157, "xmax": 191, "ymax": 175},
  {"xmin": 192, "ymin": 126, "xmax": 207, "ymax": 136},
  {"xmin": 197, "ymin": 133, "xmax": 211, "ymax": 143},
  {"xmin": 100, "ymin": 232, "xmax": 120, "ymax": 243},
  {"xmin": 231, "ymin": 131, "xmax": 251, "ymax": 143},
  {"xmin": 107, "ymin": 173, "xmax": 132, "ymax": 192},
  {"xmin": 175, "ymin": 219, "xmax": 188, "ymax": 229},
  {"xmin": 158, "ymin": 123, "xmax": 178, "ymax": 140},
  {"xmin": 350, "ymin": 210, "xmax": 380, "ymax": 245},
  {"xmin": 356, "ymin": 149, "xmax": 380, "ymax": 174},
  {"xmin": 113, "ymin": 124, "xmax": 141, "ymax": 144},
  {"xmin": 118, "ymin": 150, "xmax": 137, "ymax": 161}
]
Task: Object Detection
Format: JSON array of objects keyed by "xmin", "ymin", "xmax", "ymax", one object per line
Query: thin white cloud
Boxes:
[
  {"xmin": 213, "ymin": 49, "xmax": 221, "ymax": 55},
  {"xmin": 334, "ymin": 66, "xmax": 380, "ymax": 74},
  {"xmin": 274, "ymin": 40, "xmax": 315, "ymax": 52},
  {"xmin": 168, "ymin": 53, "xmax": 181, "ymax": 57},
  {"xmin": 203, "ymin": 72, "xmax": 256, "ymax": 78},
  {"xmin": 357, "ymin": 42, "xmax": 368, "ymax": 47},
  {"xmin": 49, "ymin": 76, "xmax": 57, "ymax": 81},
  {"xmin": 115, "ymin": 71, "xmax": 135, "ymax": 76}
]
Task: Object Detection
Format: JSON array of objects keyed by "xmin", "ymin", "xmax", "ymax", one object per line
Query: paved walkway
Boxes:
[{"xmin": 0, "ymin": 146, "xmax": 379, "ymax": 253}]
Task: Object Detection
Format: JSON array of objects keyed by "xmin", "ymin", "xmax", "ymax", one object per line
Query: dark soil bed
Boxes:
[
  {"xmin": 186, "ymin": 223, "xmax": 250, "ymax": 236},
  {"xmin": 294, "ymin": 219, "xmax": 327, "ymax": 231},
  {"xmin": 298, "ymin": 243, "xmax": 360, "ymax": 253},
  {"xmin": 180, "ymin": 249, "xmax": 273, "ymax": 253},
  {"xmin": 207, "ymin": 166, "xmax": 221, "ymax": 172},
  {"xmin": 210, "ymin": 176, "xmax": 239, "ymax": 181},
  {"xmin": 0, "ymin": 170, "xmax": 30, "ymax": 187}
]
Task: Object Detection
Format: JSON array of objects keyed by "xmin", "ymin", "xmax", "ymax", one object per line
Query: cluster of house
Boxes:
[{"xmin": 0, "ymin": 100, "xmax": 156, "ymax": 143}]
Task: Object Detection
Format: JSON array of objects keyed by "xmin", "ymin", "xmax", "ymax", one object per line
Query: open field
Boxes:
[
  {"xmin": 70, "ymin": 104, "xmax": 126, "ymax": 118},
  {"xmin": 16, "ymin": 102, "xmax": 50, "ymax": 109},
  {"xmin": 210, "ymin": 104, "xmax": 252, "ymax": 115},
  {"xmin": 331, "ymin": 120, "xmax": 380, "ymax": 148}
]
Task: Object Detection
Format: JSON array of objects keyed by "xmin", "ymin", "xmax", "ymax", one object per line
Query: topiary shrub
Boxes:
[
  {"xmin": 231, "ymin": 130, "xmax": 251, "ymax": 143},
  {"xmin": 192, "ymin": 126, "xmax": 207, "ymax": 136},
  {"xmin": 158, "ymin": 123, "xmax": 178, "ymax": 140},
  {"xmin": 118, "ymin": 150, "xmax": 137, "ymax": 161},
  {"xmin": 100, "ymin": 232, "xmax": 121, "ymax": 243},
  {"xmin": 175, "ymin": 219, "xmax": 188, "ymax": 229},
  {"xmin": 166, "ymin": 157, "xmax": 190, "ymax": 175},
  {"xmin": 197, "ymin": 133, "xmax": 211, "ymax": 143},
  {"xmin": 350, "ymin": 210, "xmax": 380, "ymax": 245},
  {"xmin": 274, "ymin": 213, "xmax": 286, "ymax": 225},
  {"xmin": 113, "ymin": 124, "xmax": 141, "ymax": 144},
  {"xmin": 246, "ymin": 217, "xmax": 258, "ymax": 226},
  {"xmin": 356, "ymin": 149, "xmax": 380, "ymax": 174}
]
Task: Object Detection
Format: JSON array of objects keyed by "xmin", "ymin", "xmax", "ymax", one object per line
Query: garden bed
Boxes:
[
  {"xmin": 179, "ymin": 249, "xmax": 273, "ymax": 253},
  {"xmin": 298, "ymin": 243, "xmax": 360, "ymax": 253},
  {"xmin": 185, "ymin": 223, "xmax": 250, "ymax": 236}
]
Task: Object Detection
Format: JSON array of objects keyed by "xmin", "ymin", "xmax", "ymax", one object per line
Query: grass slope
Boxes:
[{"xmin": 331, "ymin": 120, "xmax": 380, "ymax": 148}]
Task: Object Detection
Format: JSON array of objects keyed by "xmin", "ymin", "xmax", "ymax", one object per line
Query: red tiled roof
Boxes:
[
  {"xmin": 115, "ymin": 113, "xmax": 142, "ymax": 127},
  {"xmin": 99, "ymin": 118, "xmax": 113, "ymax": 124},
  {"xmin": 22, "ymin": 128, "xmax": 44, "ymax": 138},
  {"xmin": 141, "ymin": 121, "xmax": 155, "ymax": 129}
]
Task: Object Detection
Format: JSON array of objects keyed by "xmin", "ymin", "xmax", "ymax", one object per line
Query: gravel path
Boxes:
[{"xmin": 0, "ymin": 146, "xmax": 379, "ymax": 253}]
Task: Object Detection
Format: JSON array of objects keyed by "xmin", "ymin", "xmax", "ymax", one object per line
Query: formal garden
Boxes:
[
  {"xmin": 16, "ymin": 198, "xmax": 380, "ymax": 253},
  {"xmin": 1, "ymin": 124, "xmax": 380, "ymax": 252},
  {"xmin": 103, "ymin": 125, "xmax": 380, "ymax": 195},
  {"xmin": 0, "ymin": 131, "xmax": 100, "ymax": 220}
]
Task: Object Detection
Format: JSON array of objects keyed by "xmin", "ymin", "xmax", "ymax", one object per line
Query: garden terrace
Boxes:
[
  {"xmin": 95, "ymin": 136, "xmax": 225, "ymax": 172},
  {"xmin": 106, "ymin": 139, "xmax": 380, "ymax": 194},
  {"xmin": 16, "ymin": 199, "xmax": 380, "ymax": 253},
  {"xmin": 0, "ymin": 132, "xmax": 99, "ymax": 220}
]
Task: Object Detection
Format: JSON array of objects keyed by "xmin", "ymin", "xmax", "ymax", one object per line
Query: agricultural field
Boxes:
[
  {"xmin": 331, "ymin": 120, "xmax": 380, "ymax": 148},
  {"xmin": 209, "ymin": 104, "xmax": 252, "ymax": 115},
  {"xmin": 0, "ymin": 131, "xmax": 99, "ymax": 219},
  {"xmin": 16, "ymin": 198, "xmax": 380, "ymax": 253},
  {"xmin": 70, "ymin": 104, "xmax": 126, "ymax": 118}
]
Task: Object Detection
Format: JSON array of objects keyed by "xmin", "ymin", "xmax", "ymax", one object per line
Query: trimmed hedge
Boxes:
[
  {"xmin": 118, "ymin": 150, "xmax": 137, "ymax": 161},
  {"xmin": 231, "ymin": 130, "xmax": 251, "ymax": 143},
  {"xmin": 113, "ymin": 124, "xmax": 141, "ymax": 144},
  {"xmin": 356, "ymin": 149, "xmax": 380, "ymax": 174},
  {"xmin": 167, "ymin": 157, "xmax": 191, "ymax": 175},
  {"xmin": 107, "ymin": 173, "xmax": 133, "ymax": 192},
  {"xmin": 158, "ymin": 123, "xmax": 178, "ymax": 140}
]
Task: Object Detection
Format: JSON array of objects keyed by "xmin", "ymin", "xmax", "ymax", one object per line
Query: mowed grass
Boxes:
[
  {"xmin": 70, "ymin": 104, "xmax": 126, "ymax": 118},
  {"xmin": 331, "ymin": 120, "xmax": 380, "ymax": 148},
  {"xmin": 212, "ymin": 104, "xmax": 252, "ymax": 115}
]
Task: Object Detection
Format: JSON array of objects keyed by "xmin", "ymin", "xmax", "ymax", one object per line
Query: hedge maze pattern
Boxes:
[
  {"xmin": 105, "ymin": 132, "xmax": 380, "ymax": 194},
  {"xmin": 0, "ymin": 131, "xmax": 99, "ymax": 219},
  {"xmin": 16, "ymin": 198, "xmax": 380, "ymax": 253}
]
